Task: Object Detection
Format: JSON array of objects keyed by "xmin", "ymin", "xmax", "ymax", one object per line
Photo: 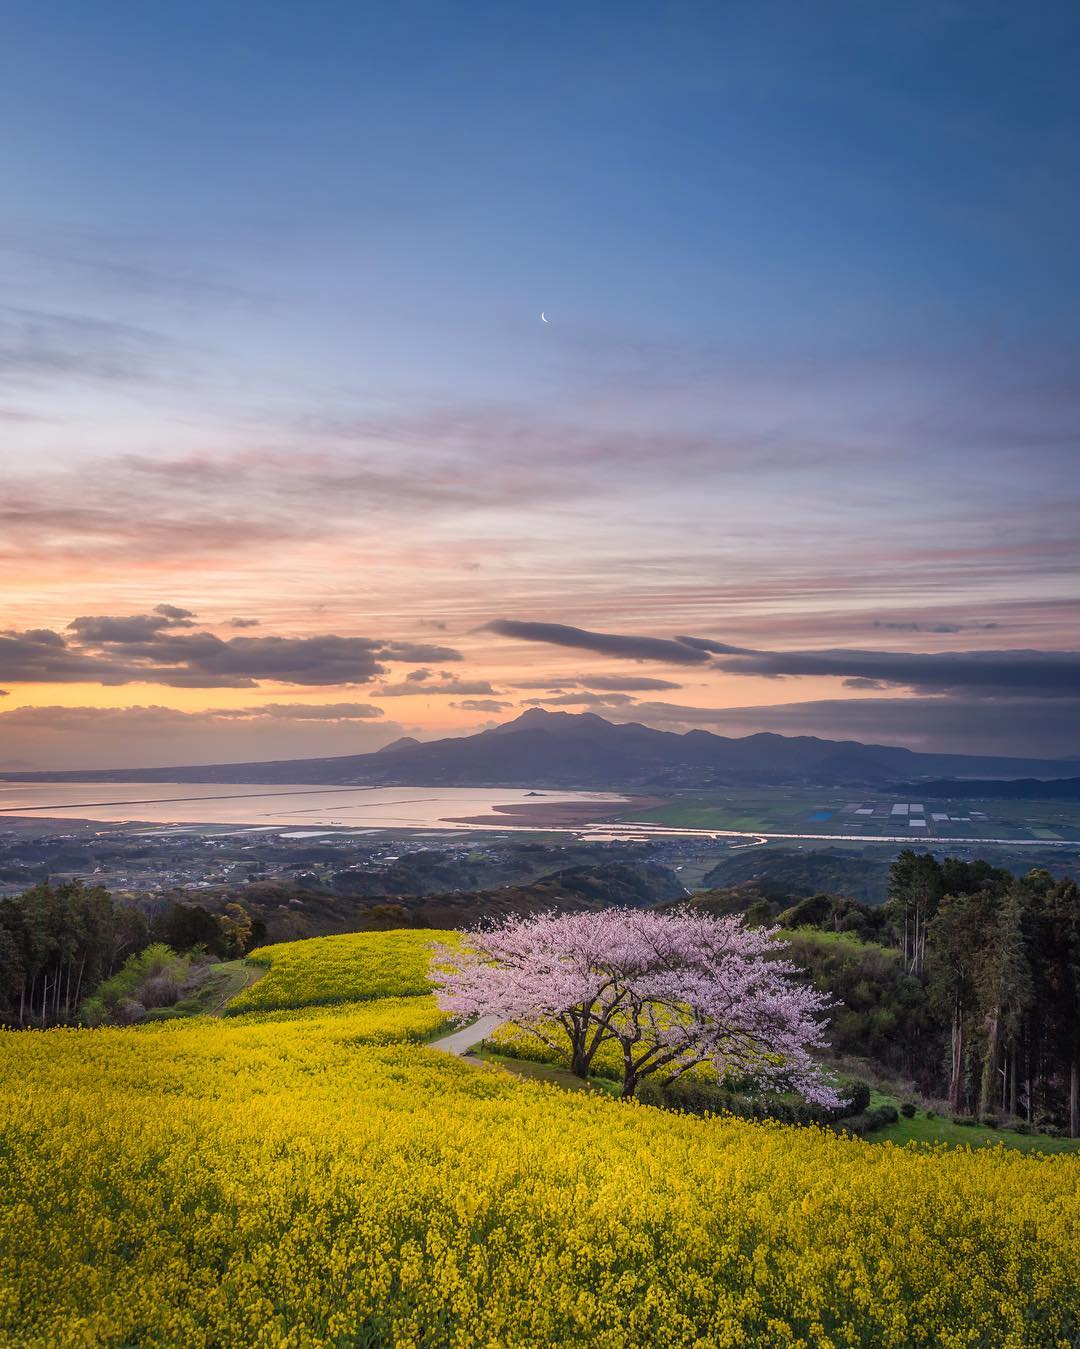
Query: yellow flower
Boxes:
[{"xmin": 0, "ymin": 930, "xmax": 1077, "ymax": 1346}]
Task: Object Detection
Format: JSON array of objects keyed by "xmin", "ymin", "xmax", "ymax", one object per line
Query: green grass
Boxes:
[
  {"xmin": 139, "ymin": 960, "xmax": 264, "ymax": 1022},
  {"xmin": 865, "ymin": 1089, "xmax": 1080, "ymax": 1154},
  {"xmin": 480, "ymin": 1041, "xmax": 1080, "ymax": 1155},
  {"xmin": 787, "ymin": 926, "xmax": 898, "ymax": 954},
  {"xmin": 475, "ymin": 1047, "xmax": 622, "ymax": 1097}
]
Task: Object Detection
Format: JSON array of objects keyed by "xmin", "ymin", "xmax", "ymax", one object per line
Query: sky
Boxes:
[{"xmin": 1, "ymin": 1, "xmax": 1079, "ymax": 768}]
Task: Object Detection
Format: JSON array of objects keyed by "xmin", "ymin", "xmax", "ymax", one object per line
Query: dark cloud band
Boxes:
[
  {"xmin": 1, "ymin": 609, "xmax": 462, "ymax": 688},
  {"xmin": 485, "ymin": 620, "xmax": 711, "ymax": 665},
  {"xmin": 488, "ymin": 617, "xmax": 1080, "ymax": 699}
]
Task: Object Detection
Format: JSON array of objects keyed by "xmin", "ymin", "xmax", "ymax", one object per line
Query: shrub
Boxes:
[
  {"xmin": 900, "ymin": 1102, "xmax": 917, "ymax": 1119},
  {"xmin": 113, "ymin": 998, "xmax": 147, "ymax": 1025},
  {"xmin": 925, "ymin": 1109, "xmax": 937, "ymax": 1119},
  {"xmin": 78, "ymin": 996, "xmax": 106, "ymax": 1027},
  {"xmin": 981, "ymin": 1115, "xmax": 1000, "ymax": 1130},
  {"xmin": 141, "ymin": 972, "xmax": 181, "ymax": 1008},
  {"xmin": 838, "ymin": 1077, "xmax": 871, "ymax": 1116},
  {"xmin": 83, "ymin": 944, "xmax": 192, "ymax": 1024}
]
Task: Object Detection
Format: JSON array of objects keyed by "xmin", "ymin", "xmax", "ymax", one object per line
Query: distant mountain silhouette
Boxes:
[{"xmin": 5, "ymin": 707, "xmax": 1080, "ymax": 788}]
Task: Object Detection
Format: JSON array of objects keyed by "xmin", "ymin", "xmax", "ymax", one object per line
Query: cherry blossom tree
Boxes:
[{"xmin": 431, "ymin": 908, "xmax": 842, "ymax": 1106}]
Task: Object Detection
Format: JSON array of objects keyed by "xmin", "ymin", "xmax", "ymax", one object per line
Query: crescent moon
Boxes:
[{"xmin": 540, "ymin": 311, "xmax": 549, "ymax": 323}]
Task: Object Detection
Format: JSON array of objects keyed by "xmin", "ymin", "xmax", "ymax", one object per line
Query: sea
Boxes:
[{"xmin": 0, "ymin": 782, "xmax": 625, "ymax": 831}]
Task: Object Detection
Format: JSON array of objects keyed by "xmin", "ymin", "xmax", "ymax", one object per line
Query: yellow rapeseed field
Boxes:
[
  {"xmin": 227, "ymin": 928, "xmax": 453, "ymax": 1013},
  {"xmin": 1, "ymin": 931, "xmax": 1078, "ymax": 1347},
  {"xmin": 490, "ymin": 1018, "xmax": 720, "ymax": 1083}
]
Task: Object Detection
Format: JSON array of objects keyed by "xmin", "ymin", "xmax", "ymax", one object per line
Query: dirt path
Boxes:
[
  {"xmin": 203, "ymin": 960, "xmax": 266, "ymax": 1016},
  {"xmin": 427, "ymin": 1014, "xmax": 503, "ymax": 1056}
]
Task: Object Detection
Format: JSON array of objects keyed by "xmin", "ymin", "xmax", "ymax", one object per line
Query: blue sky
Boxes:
[{"xmin": 2, "ymin": 1, "xmax": 1079, "ymax": 765}]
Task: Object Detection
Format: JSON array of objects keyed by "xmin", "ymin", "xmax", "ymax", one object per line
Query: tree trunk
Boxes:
[
  {"xmin": 979, "ymin": 1006, "xmax": 1000, "ymax": 1117},
  {"xmin": 1070, "ymin": 1051, "xmax": 1079, "ymax": 1140},
  {"xmin": 948, "ymin": 1003, "xmax": 964, "ymax": 1114},
  {"xmin": 72, "ymin": 957, "xmax": 87, "ymax": 1014}
]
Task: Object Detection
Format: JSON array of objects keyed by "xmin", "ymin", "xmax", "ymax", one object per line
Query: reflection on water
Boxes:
[{"xmin": 0, "ymin": 782, "xmax": 625, "ymax": 829}]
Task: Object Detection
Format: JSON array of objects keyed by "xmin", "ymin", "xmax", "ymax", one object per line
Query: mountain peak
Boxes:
[
  {"xmin": 487, "ymin": 707, "xmax": 619, "ymax": 737},
  {"xmin": 375, "ymin": 735, "xmax": 422, "ymax": 753}
]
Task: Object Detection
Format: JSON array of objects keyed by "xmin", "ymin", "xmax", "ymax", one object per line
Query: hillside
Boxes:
[
  {"xmin": 184, "ymin": 859, "xmax": 688, "ymax": 943},
  {"xmin": 2, "ymin": 929, "xmax": 1078, "ymax": 1345},
  {"xmin": 5, "ymin": 708, "xmax": 1080, "ymax": 789},
  {"xmin": 701, "ymin": 845, "xmax": 896, "ymax": 904}
]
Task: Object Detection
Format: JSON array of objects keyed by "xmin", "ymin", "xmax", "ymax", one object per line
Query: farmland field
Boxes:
[{"xmin": 624, "ymin": 787, "xmax": 1080, "ymax": 844}]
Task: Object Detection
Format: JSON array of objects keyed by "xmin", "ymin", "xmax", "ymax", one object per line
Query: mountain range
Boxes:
[{"xmin": 5, "ymin": 708, "xmax": 1080, "ymax": 789}]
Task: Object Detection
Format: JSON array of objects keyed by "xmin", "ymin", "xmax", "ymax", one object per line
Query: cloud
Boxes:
[
  {"xmin": 485, "ymin": 620, "xmax": 711, "ymax": 665},
  {"xmin": 671, "ymin": 636, "xmax": 758, "ymax": 656},
  {"xmin": 0, "ymin": 703, "xmax": 402, "ymax": 770},
  {"xmin": 221, "ymin": 702, "xmax": 384, "ymax": 721},
  {"xmin": 227, "ymin": 617, "xmax": 260, "ymax": 629},
  {"xmin": 451, "ymin": 699, "xmax": 513, "ymax": 713},
  {"xmin": 374, "ymin": 675, "xmax": 499, "ymax": 697},
  {"xmin": 0, "ymin": 609, "xmax": 463, "ymax": 689},
  {"xmin": 708, "ymin": 645, "xmax": 1080, "ymax": 698},
  {"xmin": 0, "ymin": 627, "xmax": 126, "ymax": 684},
  {"xmin": 574, "ymin": 674, "xmax": 683, "ymax": 691},
  {"xmin": 873, "ymin": 619, "xmax": 1000, "ymax": 634},
  {"xmin": 524, "ymin": 692, "xmax": 637, "ymax": 707},
  {"xmin": 0, "ymin": 431, "xmax": 588, "ymax": 572},
  {"xmin": 0, "ymin": 304, "xmax": 184, "ymax": 387},
  {"xmin": 380, "ymin": 643, "xmax": 463, "ymax": 664},
  {"xmin": 511, "ymin": 674, "xmax": 683, "ymax": 691},
  {"xmin": 68, "ymin": 604, "xmax": 195, "ymax": 643},
  {"xmin": 490, "ymin": 618, "xmax": 1080, "ymax": 700}
]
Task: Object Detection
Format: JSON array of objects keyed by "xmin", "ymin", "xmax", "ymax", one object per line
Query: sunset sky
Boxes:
[{"xmin": 2, "ymin": 2, "xmax": 1079, "ymax": 768}]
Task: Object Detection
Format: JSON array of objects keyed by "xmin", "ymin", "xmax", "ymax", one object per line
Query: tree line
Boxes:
[
  {"xmin": 706, "ymin": 852, "xmax": 1080, "ymax": 1134},
  {"xmin": 889, "ymin": 853, "xmax": 1080, "ymax": 1135},
  {"xmin": 0, "ymin": 882, "xmax": 264, "ymax": 1028}
]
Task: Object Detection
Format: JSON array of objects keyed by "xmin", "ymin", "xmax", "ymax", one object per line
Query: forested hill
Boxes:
[{"xmin": 163, "ymin": 860, "xmax": 689, "ymax": 944}]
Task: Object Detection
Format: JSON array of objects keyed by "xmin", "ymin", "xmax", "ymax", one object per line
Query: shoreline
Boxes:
[{"xmin": 444, "ymin": 795, "xmax": 667, "ymax": 829}]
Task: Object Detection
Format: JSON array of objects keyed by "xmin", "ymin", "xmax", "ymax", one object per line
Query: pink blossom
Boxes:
[{"xmin": 431, "ymin": 908, "xmax": 842, "ymax": 1107}]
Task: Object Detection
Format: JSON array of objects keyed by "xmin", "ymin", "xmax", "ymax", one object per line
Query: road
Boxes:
[
  {"xmin": 428, "ymin": 1015, "xmax": 503, "ymax": 1056},
  {"xmin": 577, "ymin": 822, "xmax": 1080, "ymax": 847}
]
